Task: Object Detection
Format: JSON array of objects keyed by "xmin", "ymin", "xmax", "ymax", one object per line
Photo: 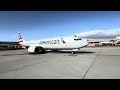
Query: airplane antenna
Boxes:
[{"xmin": 74, "ymin": 35, "xmax": 77, "ymax": 37}]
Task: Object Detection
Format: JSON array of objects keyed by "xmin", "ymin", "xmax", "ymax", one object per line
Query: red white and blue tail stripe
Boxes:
[{"xmin": 18, "ymin": 32, "xmax": 24, "ymax": 43}]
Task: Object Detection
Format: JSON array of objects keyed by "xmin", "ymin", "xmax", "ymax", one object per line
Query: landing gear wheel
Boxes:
[
  {"xmin": 29, "ymin": 52, "xmax": 33, "ymax": 54},
  {"xmin": 71, "ymin": 51, "xmax": 75, "ymax": 54}
]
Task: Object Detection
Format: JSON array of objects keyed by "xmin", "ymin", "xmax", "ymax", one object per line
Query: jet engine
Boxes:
[{"xmin": 28, "ymin": 45, "xmax": 45, "ymax": 54}]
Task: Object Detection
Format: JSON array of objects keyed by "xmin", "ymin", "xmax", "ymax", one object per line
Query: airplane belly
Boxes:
[{"xmin": 50, "ymin": 44, "xmax": 67, "ymax": 49}]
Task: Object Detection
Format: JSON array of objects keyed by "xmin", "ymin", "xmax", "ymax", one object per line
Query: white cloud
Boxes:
[{"xmin": 75, "ymin": 28, "xmax": 120, "ymax": 39}]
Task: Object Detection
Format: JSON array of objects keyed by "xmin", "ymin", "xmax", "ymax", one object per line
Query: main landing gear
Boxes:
[{"xmin": 71, "ymin": 48, "xmax": 80, "ymax": 54}]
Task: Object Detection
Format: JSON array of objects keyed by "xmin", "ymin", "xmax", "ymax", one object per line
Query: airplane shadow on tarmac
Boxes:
[
  {"xmin": 1, "ymin": 50, "xmax": 95, "ymax": 56},
  {"xmin": 45, "ymin": 50, "xmax": 95, "ymax": 54}
]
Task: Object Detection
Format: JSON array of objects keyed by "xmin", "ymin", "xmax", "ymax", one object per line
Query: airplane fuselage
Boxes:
[{"xmin": 20, "ymin": 37, "xmax": 88, "ymax": 50}]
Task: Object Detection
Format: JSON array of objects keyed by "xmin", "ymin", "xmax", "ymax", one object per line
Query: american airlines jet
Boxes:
[{"xmin": 18, "ymin": 32, "xmax": 88, "ymax": 54}]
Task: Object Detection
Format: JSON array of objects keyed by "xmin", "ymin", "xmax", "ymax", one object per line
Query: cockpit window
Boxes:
[{"xmin": 74, "ymin": 39, "xmax": 82, "ymax": 41}]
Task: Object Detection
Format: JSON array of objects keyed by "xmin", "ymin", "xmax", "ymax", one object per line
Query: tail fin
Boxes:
[{"xmin": 18, "ymin": 32, "xmax": 25, "ymax": 43}]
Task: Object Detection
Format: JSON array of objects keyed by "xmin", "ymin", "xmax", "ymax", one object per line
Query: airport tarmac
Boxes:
[{"xmin": 0, "ymin": 47, "xmax": 120, "ymax": 79}]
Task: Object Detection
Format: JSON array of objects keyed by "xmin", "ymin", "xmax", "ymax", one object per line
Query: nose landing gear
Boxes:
[
  {"xmin": 71, "ymin": 51, "xmax": 75, "ymax": 54},
  {"xmin": 71, "ymin": 48, "xmax": 80, "ymax": 54}
]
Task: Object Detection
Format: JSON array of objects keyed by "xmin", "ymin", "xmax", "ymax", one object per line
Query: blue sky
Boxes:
[{"xmin": 0, "ymin": 11, "xmax": 120, "ymax": 41}]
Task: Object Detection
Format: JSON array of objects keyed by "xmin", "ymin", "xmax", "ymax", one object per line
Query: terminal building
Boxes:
[
  {"xmin": 0, "ymin": 41, "xmax": 23, "ymax": 50},
  {"xmin": 87, "ymin": 36, "xmax": 120, "ymax": 47},
  {"xmin": 87, "ymin": 39, "xmax": 114, "ymax": 47}
]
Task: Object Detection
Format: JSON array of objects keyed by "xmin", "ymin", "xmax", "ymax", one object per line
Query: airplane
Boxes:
[{"xmin": 18, "ymin": 32, "xmax": 88, "ymax": 54}]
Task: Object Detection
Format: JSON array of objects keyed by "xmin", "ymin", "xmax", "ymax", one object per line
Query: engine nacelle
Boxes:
[{"xmin": 28, "ymin": 45, "xmax": 45, "ymax": 53}]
